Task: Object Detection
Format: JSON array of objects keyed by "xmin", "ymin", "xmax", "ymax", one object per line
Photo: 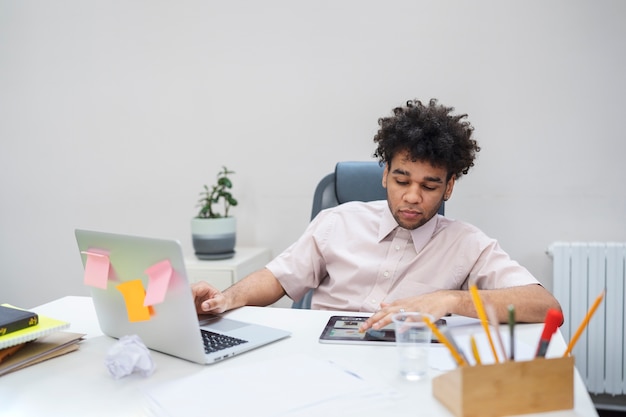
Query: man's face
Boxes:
[{"xmin": 383, "ymin": 152, "xmax": 455, "ymax": 230}]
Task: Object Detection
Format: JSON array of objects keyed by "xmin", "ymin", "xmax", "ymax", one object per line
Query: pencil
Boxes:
[
  {"xmin": 508, "ymin": 305, "xmax": 515, "ymax": 360},
  {"xmin": 423, "ymin": 316, "xmax": 468, "ymax": 367},
  {"xmin": 470, "ymin": 335, "xmax": 482, "ymax": 365},
  {"xmin": 469, "ymin": 285, "xmax": 500, "ymax": 363},
  {"xmin": 563, "ymin": 290, "xmax": 605, "ymax": 357}
]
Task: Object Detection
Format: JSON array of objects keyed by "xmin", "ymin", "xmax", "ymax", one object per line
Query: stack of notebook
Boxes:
[{"xmin": 0, "ymin": 304, "xmax": 84, "ymax": 376}]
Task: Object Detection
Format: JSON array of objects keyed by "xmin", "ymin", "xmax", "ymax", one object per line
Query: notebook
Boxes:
[
  {"xmin": 0, "ymin": 309, "xmax": 70, "ymax": 350},
  {"xmin": 0, "ymin": 305, "xmax": 38, "ymax": 336},
  {"xmin": 74, "ymin": 229, "xmax": 290, "ymax": 365}
]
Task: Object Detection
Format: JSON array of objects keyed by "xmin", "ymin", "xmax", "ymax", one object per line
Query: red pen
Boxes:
[{"xmin": 535, "ymin": 309, "xmax": 564, "ymax": 358}]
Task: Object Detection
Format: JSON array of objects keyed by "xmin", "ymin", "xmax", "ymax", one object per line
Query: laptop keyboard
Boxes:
[{"xmin": 201, "ymin": 329, "xmax": 248, "ymax": 354}]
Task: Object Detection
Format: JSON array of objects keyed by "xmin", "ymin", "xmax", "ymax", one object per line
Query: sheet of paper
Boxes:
[
  {"xmin": 116, "ymin": 280, "xmax": 151, "ymax": 322},
  {"xmin": 144, "ymin": 353, "xmax": 399, "ymax": 417},
  {"xmin": 143, "ymin": 259, "xmax": 172, "ymax": 306},
  {"xmin": 82, "ymin": 250, "xmax": 110, "ymax": 289}
]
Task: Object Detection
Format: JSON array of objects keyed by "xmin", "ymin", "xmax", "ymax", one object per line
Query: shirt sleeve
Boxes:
[
  {"xmin": 462, "ymin": 237, "xmax": 541, "ymax": 290},
  {"xmin": 266, "ymin": 210, "xmax": 335, "ymax": 302}
]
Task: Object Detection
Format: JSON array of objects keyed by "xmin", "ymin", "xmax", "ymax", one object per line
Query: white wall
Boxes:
[{"xmin": 1, "ymin": 0, "xmax": 625, "ymax": 308}]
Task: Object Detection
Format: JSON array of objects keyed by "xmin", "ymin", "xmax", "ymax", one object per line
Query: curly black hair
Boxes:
[{"xmin": 373, "ymin": 99, "xmax": 480, "ymax": 180}]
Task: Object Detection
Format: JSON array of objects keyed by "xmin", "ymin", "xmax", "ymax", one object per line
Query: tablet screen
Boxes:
[{"xmin": 318, "ymin": 315, "xmax": 445, "ymax": 344}]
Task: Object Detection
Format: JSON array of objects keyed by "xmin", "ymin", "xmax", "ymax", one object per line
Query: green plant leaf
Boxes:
[{"xmin": 195, "ymin": 166, "xmax": 237, "ymax": 218}]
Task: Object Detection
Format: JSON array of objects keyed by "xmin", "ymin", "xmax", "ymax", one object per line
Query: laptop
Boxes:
[{"xmin": 74, "ymin": 229, "xmax": 290, "ymax": 364}]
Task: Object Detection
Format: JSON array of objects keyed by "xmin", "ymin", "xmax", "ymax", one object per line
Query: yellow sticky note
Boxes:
[
  {"xmin": 143, "ymin": 259, "xmax": 173, "ymax": 306},
  {"xmin": 116, "ymin": 280, "xmax": 151, "ymax": 322}
]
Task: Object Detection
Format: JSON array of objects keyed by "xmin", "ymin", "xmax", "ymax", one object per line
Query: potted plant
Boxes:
[{"xmin": 191, "ymin": 166, "xmax": 238, "ymax": 259}]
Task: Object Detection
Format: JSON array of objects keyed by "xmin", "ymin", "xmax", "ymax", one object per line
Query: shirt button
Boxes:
[
  {"xmin": 383, "ymin": 271, "xmax": 389, "ymax": 277},
  {"xmin": 371, "ymin": 299, "xmax": 377, "ymax": 304},
  {"xmin": 395, "ymin": 245, "xmax": 401, "ymax": 250}
]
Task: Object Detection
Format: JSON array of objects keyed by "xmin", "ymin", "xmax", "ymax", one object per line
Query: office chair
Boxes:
[
  {"xmin": 310, "ymin": 161, "xmax": 387, "ymax": 220},
  {"xmin": 292, "ymin": 161, "xmax": 445, "ymax": 309}
]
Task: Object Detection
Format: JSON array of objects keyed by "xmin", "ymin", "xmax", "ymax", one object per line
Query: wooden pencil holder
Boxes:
[{"xmin": 432, "ymin": 356, "xmax": 574, "ymax": 417}]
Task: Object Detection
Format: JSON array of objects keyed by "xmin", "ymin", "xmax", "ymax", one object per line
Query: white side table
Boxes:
[{"xmin": 184, "ymin": 247, "xmax": 272, "ymax": 290}]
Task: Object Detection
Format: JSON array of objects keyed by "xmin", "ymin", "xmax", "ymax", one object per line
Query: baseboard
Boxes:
[{"xmin": 592, "ymin": 393, "xmax": 626, "ymax": 413}]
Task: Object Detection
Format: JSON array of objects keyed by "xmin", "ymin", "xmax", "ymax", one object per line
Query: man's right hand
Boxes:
[{"xmin": 191, "ymin": 281, "xmax": 228, "ymax": 314}]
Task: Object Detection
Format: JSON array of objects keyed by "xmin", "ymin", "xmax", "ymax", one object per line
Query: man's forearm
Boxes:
[
  {"xmin": 223, "ymin": 268, "xmax": 286, "ymax": 310},
  {"xmin": 448, "ymin": 284, "xmax": 562, "ymax": 324}
]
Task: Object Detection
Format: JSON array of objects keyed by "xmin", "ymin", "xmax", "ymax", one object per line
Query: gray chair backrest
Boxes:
[
  {"xmin": 293, "ymin": 161, "xmax": 445, "ymax": 309},
  {"xmin": 311, "ymin": 161, "xmax": 387, "ymax": 220}
]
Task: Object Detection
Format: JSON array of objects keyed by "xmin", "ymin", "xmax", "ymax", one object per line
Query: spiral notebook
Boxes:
[{"xmin": 0, "ymin": 307, "xmax": 70, "ymax": 350}]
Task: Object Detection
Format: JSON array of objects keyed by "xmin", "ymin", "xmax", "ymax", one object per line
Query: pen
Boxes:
[
  {"xmin": 563, "ymin": 290, "xmax": 605, "ymax": 357},
  {"xmin": 423, "ymin": 316, "xmax": 468, "ymax": 367},
  {"xmin": 535, "ymin": 308, "xmax": 563, "ymax": 358},
  {"xmin": 508, "ymin": 305, "xmax": 515, "ymax": 360},
  {"xmin": 441, "ymin": 327, "xmax": 469, "ymax": 364},
  {"xmin": 469, "ymin": 285, "xmax": 499, "ymax": 363},
  {"xmin": 470, "ymin": 335, "xmax": 482, "ymax": 365}
]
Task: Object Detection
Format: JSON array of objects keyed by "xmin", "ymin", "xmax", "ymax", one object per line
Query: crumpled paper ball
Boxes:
[{"xmin": 104, "ymin": 334, "xmax": 155, "ymax": 379}]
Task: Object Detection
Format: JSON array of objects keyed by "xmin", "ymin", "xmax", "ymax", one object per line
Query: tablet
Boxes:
[{"xmin": 318, "ymin": 315, "xmax": 445, "ymax": 345}]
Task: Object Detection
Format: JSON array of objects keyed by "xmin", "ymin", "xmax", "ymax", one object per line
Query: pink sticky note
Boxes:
[
  {"xmin": 143, "ymin": 259, "xmax": 173, "ymax": 306},
  {"xmin": 82, "ymin": 250, "xmax": 110, "ymax": 289}
]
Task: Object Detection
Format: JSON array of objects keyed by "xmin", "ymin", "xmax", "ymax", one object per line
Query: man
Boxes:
[{"xmin": 192, "ymin": 99, "xmax": 561, "ymax": 331}]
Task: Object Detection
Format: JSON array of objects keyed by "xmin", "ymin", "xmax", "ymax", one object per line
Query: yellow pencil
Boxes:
[
  {"xmin": 563, "ymin": 290, "xmax": 605, "ymax": 357},
  {"xmin": 469, "ymin": 285, "xmax": 500, "ymax": 363},
  {"xmin": 423, "ymin": 316, "xmax": 468, "ymax": 367},
  {"xmin": 470, "ymin": 335, "xmax": 482, "ymax": 365}
]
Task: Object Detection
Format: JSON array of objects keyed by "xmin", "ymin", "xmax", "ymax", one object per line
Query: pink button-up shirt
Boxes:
[{"xmin": 267, "ymin": 200, "xmax": 539, "ymax": 312}]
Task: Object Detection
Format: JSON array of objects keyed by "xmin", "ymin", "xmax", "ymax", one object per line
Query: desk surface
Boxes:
[{"xmin": 0, "ymin": 297, "xmax": 598, "ymax": 417}]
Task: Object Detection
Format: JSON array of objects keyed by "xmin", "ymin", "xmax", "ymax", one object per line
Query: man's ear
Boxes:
[
  {"xmin": 444, "ymin": 176, "xmax": 456, "ymax": 200},
  {"xmin": 382, "ymin": 164, "xmax": 388, "ymax": 188}
]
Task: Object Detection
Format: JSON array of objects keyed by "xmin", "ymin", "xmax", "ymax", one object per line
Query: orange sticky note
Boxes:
[
  {"xmin": 116, "ymin": 280, "xmax": 151, "ymax": 322},
  {"xmin": 143, "ymin": 260, "xmax": 173, "ymax": 306},
  {"xmin": 82, "ymin": 250, "xmax": 110, "ymax": 289}
]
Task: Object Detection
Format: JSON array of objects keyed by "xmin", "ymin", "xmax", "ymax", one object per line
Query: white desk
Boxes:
[{"xmin": 0, "ymin": 297, "xmax": 598, "ymax": 417}]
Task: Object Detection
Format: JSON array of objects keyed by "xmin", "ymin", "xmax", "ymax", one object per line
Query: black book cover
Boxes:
[{"xmin": 0, "ymin": 305, "xmax": 39, "ymax": 337}]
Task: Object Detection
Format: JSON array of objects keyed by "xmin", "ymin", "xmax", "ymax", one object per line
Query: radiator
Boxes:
[{"xmin": 549, "ymin": 242, "xmax": 626, "ymax": 396}]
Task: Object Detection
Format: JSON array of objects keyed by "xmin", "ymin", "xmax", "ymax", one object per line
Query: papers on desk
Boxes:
[
  {"xmin": 144, "ymin": 353, "xmax": 400, "ymax": 417},
  {"xmin": 0, "ymin": 331, "xmax": 85, "ymax": 376}
]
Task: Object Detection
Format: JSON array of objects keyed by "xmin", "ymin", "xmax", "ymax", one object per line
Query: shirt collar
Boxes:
[{"xmin": 379, "ymin": 205, "xmax": 439, "ymax": 253}]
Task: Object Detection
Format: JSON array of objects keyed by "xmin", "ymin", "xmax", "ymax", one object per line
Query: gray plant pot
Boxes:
[{"xmin": 190, "ymin": 217, "xmax": 236, "ymax": 260}]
